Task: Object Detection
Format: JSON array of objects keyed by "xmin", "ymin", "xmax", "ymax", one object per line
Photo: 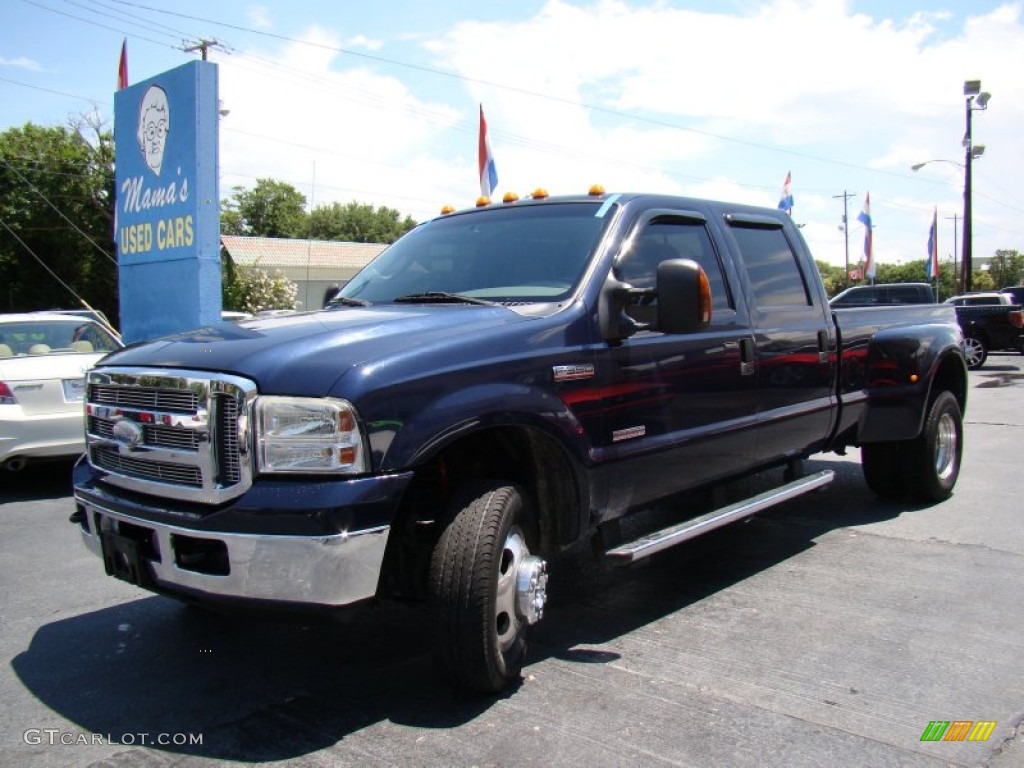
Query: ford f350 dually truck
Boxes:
[{"xmin": 71, "ymin": 189, "xmax": 968, "ymax": 693}]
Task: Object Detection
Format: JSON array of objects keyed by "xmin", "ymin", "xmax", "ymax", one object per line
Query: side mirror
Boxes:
[
  {"xmin": 657, "ymin": 259, "xmax": 711, "ymax": 334},
  {"xmin": 598, "ymin": 274, "xmax": 645, "ymax": 342}
]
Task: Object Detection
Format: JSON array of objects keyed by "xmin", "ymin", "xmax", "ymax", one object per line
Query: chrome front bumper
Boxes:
[{"xmin": 78, "ymin": 500, "xmax": 389, "ymax": 608}]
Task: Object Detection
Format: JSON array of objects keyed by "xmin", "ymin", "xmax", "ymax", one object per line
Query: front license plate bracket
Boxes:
[{"xmin": 100, "ymin": 531, "xmax": 154, "ymax": 588}]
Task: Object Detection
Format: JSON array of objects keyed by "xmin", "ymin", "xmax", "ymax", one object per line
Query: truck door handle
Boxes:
[
  {"xmin": 817, "ymin": 329, "xmax": 830, "ymax": 363},
  {"xmin": 739, "ymin": 338, "xmax": 756, "ymax": 376}
]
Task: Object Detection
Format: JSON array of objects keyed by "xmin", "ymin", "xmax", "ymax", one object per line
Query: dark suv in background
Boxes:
[
  {"xmin": 1000, "ymin": 286, "xmax": 1024, "ymax": 306},
  {"xmin": 829, "ymin": 282, "xmax": 936, "ymax": 306}
]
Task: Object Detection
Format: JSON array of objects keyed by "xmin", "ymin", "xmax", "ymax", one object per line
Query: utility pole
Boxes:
[
  {"xmin": 833, "ymin": 191, "xmax": 856, "ymax": 289},
  {"xmin": 183, "ymin": 39, "xmax": 223, "ymax": 60}
]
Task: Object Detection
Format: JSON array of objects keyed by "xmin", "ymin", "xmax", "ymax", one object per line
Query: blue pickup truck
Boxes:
[{"xmin": 71, "ymin": 190, "xmax": 967, "ymax": 692}]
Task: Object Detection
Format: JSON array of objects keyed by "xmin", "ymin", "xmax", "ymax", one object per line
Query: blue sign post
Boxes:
[{"xmin": 114, "ymin": 61, "xmax": 220, "ymax": 343}]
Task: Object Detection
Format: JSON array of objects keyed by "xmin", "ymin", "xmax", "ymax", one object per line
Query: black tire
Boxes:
[
  {"xmin": 905, "ymin": 391, "xmax": 963, "ymax": 502},
  {"xmin": 861, "ymin": 441, "xmax": 906, "ymax": 499},
  {"xmin": 962, "ymin": 335, "xmax": 987, "ymax": 370},
  {"xmin": 428, "ymin": 482, "xmax": 547, "ymax": 693}
]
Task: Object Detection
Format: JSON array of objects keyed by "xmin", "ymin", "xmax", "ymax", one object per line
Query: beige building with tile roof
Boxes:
[{"xmin": 221, "ymin": 235, "xmax": 387, "ymax": 310}]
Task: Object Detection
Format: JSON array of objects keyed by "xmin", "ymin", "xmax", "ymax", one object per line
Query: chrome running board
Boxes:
[{"xmin": 605, "ymin": 470, "xmax": 834, "ymax": 564}]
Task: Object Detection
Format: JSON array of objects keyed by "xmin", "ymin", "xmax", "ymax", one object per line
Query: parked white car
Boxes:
[{"xmin": 0, "ymin": 313, "xmax": 122, "ymax": 471}]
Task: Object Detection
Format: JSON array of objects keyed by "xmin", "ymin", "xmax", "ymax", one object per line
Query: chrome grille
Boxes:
[
  {"xmin": 216, "ymin": 393, "xmax": 242, "ymax": 484},
  {"xmin": 84, "ymin": 368, "xmax": 256, "ymax": 504},
  {"xmin": 91, "ymin": 384, "xmax": 198, "ymax": 412},
  {"xmin": 90, "ymin": 446, "xmax": 203, "ymax": 486}
]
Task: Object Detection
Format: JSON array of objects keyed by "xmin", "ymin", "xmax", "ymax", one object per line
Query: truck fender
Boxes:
[
  {"xmin": 378, "ymin": 382, "xmax": 593, "ymax": 546},
  {"xmin": 858, "ymin": 324, "xmax": 966, "ymax": 443}
]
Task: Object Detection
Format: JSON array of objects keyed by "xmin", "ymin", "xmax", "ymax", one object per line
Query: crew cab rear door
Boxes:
[
  {"xmin": 720, "ymin": 212, "xmax": 838, "ymax": 463},
  {"xmin": 592, "ymin": 209, "xmax": 759, "ymax": 511}
]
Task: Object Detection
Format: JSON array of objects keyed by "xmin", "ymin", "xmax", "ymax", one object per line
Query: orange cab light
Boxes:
[
  {"xmin": 588, "ymin": 184, "xmax": 606, "ymax": 196},
  {"xmin": 532, "ymin": 188, "xmax": 549, "ymax": 200},
  {"xmin": 503, "ymin": 191, "xmax": 520, "ymax": 203},
  {"xmin": 910, "ymin": 374, "xmax": 919, "ymax": 383},
  {"xmin": 476, "ymin": 196, "xmax": 491, "ymax": 207},
  {"xmin": 440, "ymin": 204, "xmax": 456, "ymax": 215}
]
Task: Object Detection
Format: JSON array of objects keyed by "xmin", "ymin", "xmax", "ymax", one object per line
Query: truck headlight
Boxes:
[{"xmin": 255, "ymin": 397, "xmax": 368, "ymax": 474}]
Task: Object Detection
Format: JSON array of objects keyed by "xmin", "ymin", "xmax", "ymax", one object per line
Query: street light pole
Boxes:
[{"xmin": 961, "ymin": 80, "xmax": 990, "ymax": 294}]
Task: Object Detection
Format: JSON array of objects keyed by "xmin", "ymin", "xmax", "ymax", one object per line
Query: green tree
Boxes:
[
  {"xmin": 220, "ymin": 178, "xmax": 307, "ymax": 238},
  {"xmin": 814, "ymin": 260, "xmax": 847, "ymax": 297},
  {"xmin": 987, "ymin": 249, "xmax": 1024, "ymax": 287},
  {"xmin": 307, "ymin": 200, "xmax": 416, "ymax": 243},
  {"xmin": 0, "ymin": 119, "xmax": 118, "ymax": 323}
]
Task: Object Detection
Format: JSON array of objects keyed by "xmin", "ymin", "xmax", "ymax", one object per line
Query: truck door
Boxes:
[
  {"xmin": 722, "ymin": 213, "xmax": 837, "ymax": 463},
  {"xmin": 593, "ymin": 211, "xmax": 759, "ymax": 514}
]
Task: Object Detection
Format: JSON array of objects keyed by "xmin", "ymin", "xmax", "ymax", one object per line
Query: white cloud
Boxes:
[
  {"xmin": 210, "ymin": 1, "xmax": 1024, "ymax": 269},
  {"xmin": 246, "ymin": 5, "xmax": 272, "ymax": 30},
  {"xmin": 0, "ymin": 55, "xmax": 43, "ymax": 72}
]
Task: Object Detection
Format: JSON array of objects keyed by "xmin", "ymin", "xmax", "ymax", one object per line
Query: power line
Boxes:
[
  {"xmin": 99, "ymin": 0, "xmax": 946, "ymax": 179},
  {"xmin": 0, "ymin": 217, "xmax": 95, "ymax": 307},
  {"xmin": 0, "ymin": 155, "xmax": 118, "ymax": 265}
]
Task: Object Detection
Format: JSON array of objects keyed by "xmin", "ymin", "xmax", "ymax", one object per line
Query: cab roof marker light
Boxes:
[
  {"xmin": 532, "ymin": 188, "xmax": 549, "ymax": 200},
  {"xmin": 475, "ymin": 196, "xmax": 491, "ymax": 207},
  {"xmin": 440, "ymin": 204, "xmax": 456, "ymax": 215},
  {"xmin": 503, "ymin": 191, "xmax": 520, "ymax": 203},
  {"xmin": 588, "ymin": 184, "xmax": 606, "ymax": 196}
]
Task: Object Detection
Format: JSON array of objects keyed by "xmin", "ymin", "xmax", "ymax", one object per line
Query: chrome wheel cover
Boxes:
[
  {"xmin": 934, "ymin": 411, "xmax": 958, "ymax": 481},
  {"xmin": 494, "ymin": 527, "xmax": 547, "ymax": 652}
]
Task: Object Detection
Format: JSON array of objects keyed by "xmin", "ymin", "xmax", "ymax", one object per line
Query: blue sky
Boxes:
[{"xmin": 2, "ymin": 0, "xmax": 1022, "ymax": 273}]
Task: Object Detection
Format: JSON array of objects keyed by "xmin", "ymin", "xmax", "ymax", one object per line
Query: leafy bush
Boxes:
[{"xmin": 222, "ymin": 264, "xmax": 297, "ymax": 314}]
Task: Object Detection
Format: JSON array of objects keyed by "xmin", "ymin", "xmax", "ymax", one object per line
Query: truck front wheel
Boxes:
[{"xmin": 428, "ymin": 482, "xmax": 547, "ymax": 693}]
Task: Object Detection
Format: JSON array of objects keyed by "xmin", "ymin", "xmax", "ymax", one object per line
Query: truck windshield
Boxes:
[{"xmin": 335, "ymin": 202, "xmax": 611, "ymax": 306}]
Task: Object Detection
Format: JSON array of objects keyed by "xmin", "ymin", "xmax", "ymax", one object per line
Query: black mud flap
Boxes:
[{"xmin": 100, "ymin": 531, "xmax": 154, "ymax": 588}]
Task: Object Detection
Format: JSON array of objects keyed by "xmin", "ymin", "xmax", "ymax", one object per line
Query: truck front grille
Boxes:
[{"xmin": 84, "ymin": 369, "xmax": 256, "ymax": 504}]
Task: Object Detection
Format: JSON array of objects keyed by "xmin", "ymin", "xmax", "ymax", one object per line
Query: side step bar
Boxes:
[{"xmin": 605, "ymin": 469, "xmax": 834, "ymax": 564}]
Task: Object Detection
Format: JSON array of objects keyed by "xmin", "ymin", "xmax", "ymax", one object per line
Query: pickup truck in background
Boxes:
[
  {"xmin": 828, "ymin": 282, "xmax": 936, "ymax": 306},
  {"xmin": 71, "ymin": 190, "xmax": 968, "ymax": 693},
  {"xmin": 944, "ymin": 292, "xmax": 1024, "ymax": 368}
]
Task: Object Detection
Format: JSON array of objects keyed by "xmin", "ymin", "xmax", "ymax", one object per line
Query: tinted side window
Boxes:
[
  {"xmin": 890, "ymin": 286, "xmax": 926, "ymax": 303},
  {"xmin": 729, "ymin": 223, "xmax": 811, "ymax": 306},
  {"xmin": 616, "ymin": 218, "xmax": 733, "ymax": 324}
]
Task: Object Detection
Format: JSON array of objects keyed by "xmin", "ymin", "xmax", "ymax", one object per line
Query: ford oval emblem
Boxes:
[{"xmin": 111, "ymin": 418, "xmax": 144, "ymax": 449}]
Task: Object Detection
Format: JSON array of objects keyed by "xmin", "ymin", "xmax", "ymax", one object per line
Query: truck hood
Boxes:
[{"xmin": 100, "ymin": 305, "xmax": 530, "ymax": 396}]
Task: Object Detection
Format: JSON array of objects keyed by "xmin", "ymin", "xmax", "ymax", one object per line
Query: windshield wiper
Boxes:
[
  {"xmin": 392, "ymin": 292, "xmax": 494, "ymax": 306},
  {"xmin": 329, "ymin": 296, "xmax": 372, "ymax": 307}
]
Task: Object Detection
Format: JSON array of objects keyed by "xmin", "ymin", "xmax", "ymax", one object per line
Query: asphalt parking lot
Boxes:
[{"xmin": 2, "ymin": 353, "xmax": 1022, "ymax": 768}]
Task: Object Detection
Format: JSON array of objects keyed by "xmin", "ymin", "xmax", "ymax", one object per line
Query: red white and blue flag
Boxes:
[
  {"xmin": 926, "ymin": 207, "xmax": 940, "ymax": 279},
  {"xmin": 777, "ymin": 171, "xmax": 793, "ymax": 215},
  {"xmin": 478, "ymin": 104, "xmax": 499, "ymax": 198},
  {"xmin": 857, "ymin": 192, "xmax": 874, "ymax": 279}
]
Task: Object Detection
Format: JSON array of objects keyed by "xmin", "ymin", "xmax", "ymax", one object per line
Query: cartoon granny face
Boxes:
[{"xmin": 137, "ymin": 85, "xmax": 169, "ymax": 176}]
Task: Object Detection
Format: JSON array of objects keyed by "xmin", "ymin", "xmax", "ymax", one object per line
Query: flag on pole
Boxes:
[
  {"xmin": 857, "ymin": 192, "xmax": 874, "ymax": 279},
  {"xmin": 777, "ymin": 171, "xmax": 793, "ymax": 215},
  {"xmin": 478, "ymin": 104, "xmax": 499, "ymax": 198},
  {"xmin": 118, "ymin": 39, "xmax": 128, "ymax": 90},
  {"xmin": 926, "ymin": 207, "xmax": 940, "ymax": 279}
]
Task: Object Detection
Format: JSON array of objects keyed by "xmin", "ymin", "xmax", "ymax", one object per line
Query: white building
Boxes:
[{"xmin": 220, "ymin": 235, "xmax": 386, "ymax": 310}]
